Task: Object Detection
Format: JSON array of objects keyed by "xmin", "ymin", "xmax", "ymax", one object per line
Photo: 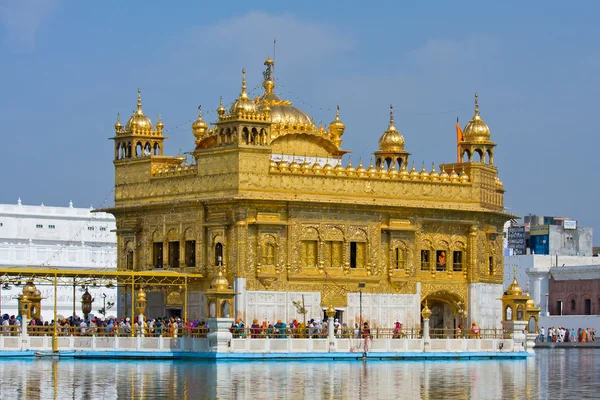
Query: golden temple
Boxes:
[{"xmin": 104, "ymin": 56, "xmax": 510, "ymax": 330}]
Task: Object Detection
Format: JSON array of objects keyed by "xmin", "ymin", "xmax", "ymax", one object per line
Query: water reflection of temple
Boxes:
[{"xmin": 0, "ymin": 357, "xmax": 546, "ymax": 399}]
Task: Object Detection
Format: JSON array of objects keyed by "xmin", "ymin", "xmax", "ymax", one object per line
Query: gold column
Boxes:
[
  {"xmin": 183, "ymin": 277, "xmax": 188, "ymax": 323},
  {"xmin": 52, "ymin": 274, "xmax": 58, "ymax": 352},
  {"xmin": 467, "ymin": 226, "xmax": 478, "ymax": 282}
]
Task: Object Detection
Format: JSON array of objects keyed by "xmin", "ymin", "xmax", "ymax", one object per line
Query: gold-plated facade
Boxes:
[{"xmin": 104, "ymin": 56, "xmax": 511, "ymax": 323}]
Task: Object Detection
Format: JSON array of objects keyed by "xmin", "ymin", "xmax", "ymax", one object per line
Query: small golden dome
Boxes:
[
  {"xmin": 312, "ymin": 159, "xmax": 323, "ymax": 174},
  {"xmin": 389, "ymin": 168, "xmax": 399, "ymax": 178},
  {"xmin": 430, "ymin": 163, "xmax": 440, "ymax": 180},
  {"xmin": 114, "ymin": 114, "xmax": 122, "ymax": 133},
  {"xmin": 345, "ymin": 159, "xmax": 356, "ymax": 176},
  {"xmin": 462, "ymin": 93, "xmax": 491, "ymax": 142},
  {"xmin": 317, "ymin": 122, "xmax": 328, "ymax": 136},
  {"xmin": 526, "ymin": 297, "xmax": 536, "ymax": 310},
  {"xmin": 399, "ymin": 163, "xmax": 409, "ymax": 180},
  {"xmin": 378, "ymin": 105, "xmax": 405, "ymax": 152},
  {"xmin": 301, "ymin": 157, "xmax": 312, "ymax": 173},
  {"xmin": 409, "ymin": 162, "xmax": 420, "ymax": 180},
  {"xmin": 192, "ymin": 106, "xmax": 208, "ymax": 141},
  {"xmin": 329, "ymin": 105, "xmax": 346, "ymax": 140},
  {"xmin": 440, "ymin": 168, "xmax": 450, "ymax": 182},
  {"xmin": 459, "ymin": 170, "xmax": 469, "ymax": 183},
  {"xmin": 136, "ymin": 288, "xmax": 147, "ymax": 301},
  {"xmin": 496, "ymin": 176, "xmax": 504, "ymax": 188},
  {"xmin": 156, "ymin": 114, "xmax": 164, "ymax": 130},
  {"xmin": 269, "ymin": 158, "xmax": 278, "ymax": 171},
  {"xmin": 378, "ymin": 164, "xmax": 388, "ymax": 178},
  {"xmin": 277, "ymin": 157, "xmax": 290, "ymax": 171},
  {"xmin": 507, "ymin": 279, "xmax": 523, "ymax": 296},
  {"xmin": 367, "ymin": 161, "xmax": 378, "ymax": 177},
  {"xmin": 230, "ymin": 69, "xmax": 258, "ymax": 116},
  {"xmin": 22, "ymin": 281, "xmax": 36, "ymax": 296},
  {"xmin": 420, "ymin": 162, "xmax": 430, "ymax": 180},
  {"xmin": 289, "ymin": 157, "xmax": 301, "ymax": 173},
  {"xmin": 334, "ymin": 161, "xmax": 346, "ymax": 176},
  {"xmin": 323, "ymin": 159, "xmax": 335, "ymax": 175},
  {"xmin": 450, "ymin": 168, "xmax": 460, "ymax": 182},
  {"xmin": 125, "ymin": 89, "xmax": 153, "ymax": 133},
  {"xmin": 356, "ymin": 159, "xmax": 367, "ymax": 177},
  {"xmin": 217, "ymin": 96, "xmax": 226, "ymax": 118},
  {"xmin": 210, "ymin": 269, "xmax": 229, "ymax": 290}
]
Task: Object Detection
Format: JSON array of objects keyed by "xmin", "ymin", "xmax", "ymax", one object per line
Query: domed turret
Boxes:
[
  {"xmin": 329, "ymin": 105, "xmax": 345, "ymax": 147},
  {"xmin": 192, "ymin": 105, "xmax": 208, "ymax": 145},
  {"xmin": 114, "ymin": 114, "xmax": 122, "ymax": 134},
  {"xmin": 459, "ymin": 93, "xmax": 496, "ymax": 165},
  {"xmin": 378, "ymin": 105, "xmax": 405, "ymax": 152},
  {"xmin": 156, "ymin": 114, "xmax": 164, "ymax": 132},
  {"xmin": 230, "ymin": 69, "xmax": 258, "ymax": 116},
  {"xmin": 463, "ymin": 93, "xmax": 490, "ymax": 142},
  {"xmin": 374, "ymin": 105, "xmax": 410, "ymax": 171},
  {"xmin": 430, "ymin": 163, "xmax": 440, "ymax": 181},
  {"xmin": 210, "ymin": 268, "xmax": 230, "ymax": 290},
  {"xmin": 125, "ymin": 89, "xmax": 153, "ymax": 133},
  {"xmin": 217, "ymin": 96, "xmax": 226, "ymax": 119}
]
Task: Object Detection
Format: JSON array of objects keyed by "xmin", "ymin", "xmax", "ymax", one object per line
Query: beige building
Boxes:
[{"xmin": 103, "ymin": 57, "xmax": 510, "ymax": 329}]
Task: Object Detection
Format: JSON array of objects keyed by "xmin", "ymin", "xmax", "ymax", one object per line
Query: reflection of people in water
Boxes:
[{"xmin": 436, "ymin": 251, "xmax": 446, "ymax": 271}]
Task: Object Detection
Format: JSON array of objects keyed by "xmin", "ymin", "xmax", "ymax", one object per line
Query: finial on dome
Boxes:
[
  {"xmin": 137, "ymin": 88, "xmax": 142, "ymax": 112},
  {"xmin": 156, "ymin": 114, "xmax": 164, "ymax": 130},
  {"xmin": 474, "ymin": 92, "xmax": 479, "ymax": 116},
  {"xmin": 336, "ymin": 105, "xmax": 340, "ymax": 119},
  {"xmin": 17, "ymin": 197, "xmax": 22, "ymax": 206},
  {"xmin": 241, "ymin": 68, "xmax": 248, "ymax": 97},
  {"xmin": 390, "ymin": 104, "xmax": 394, "ymax": 125},
  {"xmin": 114, "ymin": 113, "xmax": 122, "ymax": 132}
]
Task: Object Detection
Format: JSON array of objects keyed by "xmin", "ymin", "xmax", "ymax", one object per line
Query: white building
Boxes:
[{"xmin": 0, "ymin": 199, "xmax": 117, "ymax": 322}]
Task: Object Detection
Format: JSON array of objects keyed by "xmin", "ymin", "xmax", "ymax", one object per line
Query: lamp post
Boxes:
[
  {"xmin": 81, "ymin": 289, "xmax": 93, "ymax": 320},
  {"xmin": 358, "ymin": 282, "xmax": 366, "ymax": 338},
  {"xmin": 545, "ymin": 293, "xmax": 549, "ymax": 316},
  {"xmin": 135, "ymin": 288, "xmax": 147, "ymax": 337}
]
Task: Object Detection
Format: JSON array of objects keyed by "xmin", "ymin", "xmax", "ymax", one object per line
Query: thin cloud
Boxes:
[{"xmin": 0, "ymin": 0, "xmax": 61, "ymax": 51}]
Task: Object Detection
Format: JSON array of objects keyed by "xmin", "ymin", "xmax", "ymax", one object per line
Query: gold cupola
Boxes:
[
  {"xmin": 462, "ymin": 93, "xmax": 490, "ymax": 142},
  {"xmin": 256, "ymin": 56, "xmax": 315, "ymax": 133},
  {"xmin": 374, "ymin": 105, "xmax": 410, "ymax": 171},
  {"xmin": 329, "ymin": 105, "xmax": 345, "ymax": 147},
  {"xmin": 192, "ymin": 105, "xmax": 208, "ymax": 145},
  {"xmin": 459, "ymin": 93, "xmax": 496, "ymax": 165},
  {"xmin": 125, "ymin": 89, "xmax": 153, "ymax": 133},
  {"xmin": 156, "ymin": 114, "xmax": 164, "ymax": 132},
  {"xmin": 114, "ymin": 114, "xmax": 122, "ymax": 134},
  {"xmin": 230, "ymin": 69, "xmax": 258, "ymax": 116},
  {"xmin": 217, "ymin": 96, "xmax": 226, "ymax": 119}
]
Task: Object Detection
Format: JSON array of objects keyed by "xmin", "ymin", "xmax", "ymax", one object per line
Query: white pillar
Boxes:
[
  {"xmin": 327, "ymin": 317, "xmax": 336, "ymax": 352},
  {"xmin": 138, "ymin": 314, "xmax": 144, "ymax": 337},
  {"xmin": 423, "ymin": 318, "xmax": 430, "ymax": 352}
]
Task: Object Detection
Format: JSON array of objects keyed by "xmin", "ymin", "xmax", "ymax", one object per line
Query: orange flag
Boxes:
[{"xmin": 456, "ymin": 117, "xmax": 463, "ymax": 162}]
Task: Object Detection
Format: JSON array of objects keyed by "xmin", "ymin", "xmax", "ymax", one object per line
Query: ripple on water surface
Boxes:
[{"xmin": 0, "ymin": 350, "xmax": 598, "ymax": 399}]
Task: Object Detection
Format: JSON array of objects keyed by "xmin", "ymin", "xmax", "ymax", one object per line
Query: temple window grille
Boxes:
[
  {"xmin": 395, "ymin": 247, "xmax": 405, "ymax": 269},
  {"xmin": 153, "ymin": 242, "xmax": 163, "ymax": 268},
  {"xmin": 302, "ymin": 241, "xmax": 318, "ymax": 267},
  {"xmin": 324, "ymin": 241, "xmax": 343, "ymax": 267},
  {"xmin": 262, "ymin": 243, "xmax": 276, "ymax": 266},
  {"xmin": 215, "ymin": 243, "xmax": 223, "ymax": 266},
  {"xmin": 185, "ymin": 240, "xmax": 196, "ymax": 267},
  {"xmin": 168, "ymin": 241, "xmax": 180, "ymax": 268},
  {"xmin": 421, "ymin": 250, "xmax": 430, "ymax": 271},
  {"xmin": 453, "ymin": 251, "xmax": 463, "ymax": 272}
]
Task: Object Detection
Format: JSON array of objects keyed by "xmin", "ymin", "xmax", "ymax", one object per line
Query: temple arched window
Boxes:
[
  {"xmin": 153, "ymin": 142, "xmax": 160, "ymax": 155},
  {"xmin": 262, "ymin": 243, "xmax": 276, "ymax": 266},
  {"xmin": 571, "ymin": 299, "xmax": 576, "ymax": 312},
  {"xmin": 516, "ymin": 305, "xmax": 524, "ymax": 321},
  {"xmin": 135, "ymin": 142, "xmax": 142, "ymax": 157},
  {"xmin": 215, "ymin": 243, "xmax": 223, "ymax": 266},
  {"xmin": 302, "ymin": 241, "xmax": 318, "ymax": 267},
  {"xmin": 505, "ymin": 306, "xmax": 512, "ymax": 321},
  {"xmin": 394, "ymin": 247, "xmax": 406, "ymax": 270}
]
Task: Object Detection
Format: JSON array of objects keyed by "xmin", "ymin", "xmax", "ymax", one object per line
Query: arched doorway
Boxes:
[{"xmin": 422, "ymin": 291, "xmax": 466, "ymax": 338}]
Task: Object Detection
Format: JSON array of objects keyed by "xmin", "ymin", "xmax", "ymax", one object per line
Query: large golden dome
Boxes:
[
  {"xmin": 256, "ymin": 57, "xmax": 314, "ymax": 130},
  {"xmin": 462, "ymin": 93, "xmax": 491, "ymax": 142},
  {"xmin": 125, "ymin": 89, "xmax": 152, "ymax": 133},
  {"xmin": 378, "ymin": 105, "xmax": 405, "ymax": 152}
]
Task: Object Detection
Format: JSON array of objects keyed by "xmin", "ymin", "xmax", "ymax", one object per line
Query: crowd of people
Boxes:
[
  {"xmin": 231, "ymin": 318, "xmax": 396, "ymax": 339},
  {"xmin": 537, "ymin": 326, "xmax": 596, "ymax": 343},
  {"xmin": 2, "ymin": 313, "xmax": 210, "ymax": 337}
]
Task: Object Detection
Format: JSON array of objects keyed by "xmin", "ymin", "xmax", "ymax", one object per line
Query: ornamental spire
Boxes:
[
  {"xmin": 240, "ymin": 69, "xmax": 248, "ymax": 99},
  {"xmin": 136, "ymin": 88, "xmax": 143, "ymax": 114},
  {"xmin": 474, "ymin": 92, "xmax": 479, "ymax": 116}
]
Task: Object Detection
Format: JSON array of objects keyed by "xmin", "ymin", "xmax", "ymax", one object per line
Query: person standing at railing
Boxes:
[
  {"xmin": 469, "ymin": 322, "xmax": 480, "ymax": 338},
  {"xmin": 2, "ymin": 314, "xmax": 9, "ymax": 336}
]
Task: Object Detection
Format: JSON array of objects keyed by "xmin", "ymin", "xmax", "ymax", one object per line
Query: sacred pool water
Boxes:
[{"xmin": 0, "ymin": 349, "xmax": 597, "ymax": 399}]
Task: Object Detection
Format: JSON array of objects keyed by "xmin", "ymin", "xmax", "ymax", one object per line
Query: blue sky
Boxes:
[{"xmin": 1, "ymin": 1, "xmax": 599, "ymax": 244}]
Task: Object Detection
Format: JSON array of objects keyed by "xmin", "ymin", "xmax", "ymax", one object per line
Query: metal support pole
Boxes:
[
  {"xmin": 359, "ymin": 288, "xmax": 362, "ymax": 338},
  {"xmin": 72, "ymin": 278, "xmax": 76, "ymax": 318},
  {"xmin": 183, "ymin": 277, "xmax": 188, "ymax": 324},
  {"xmin": 130, "ymin": 275, "xmax": 135, "ymax": 337},
  {"xmin": 53, "ymin": 274, "xmax": 58, "ymax": 352}
]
